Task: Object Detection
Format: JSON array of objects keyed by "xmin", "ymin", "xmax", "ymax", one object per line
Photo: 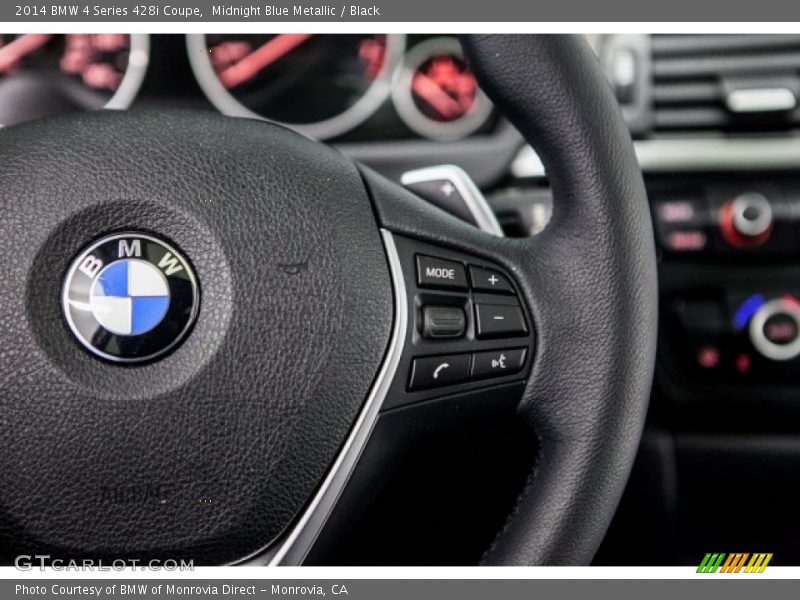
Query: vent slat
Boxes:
[
  {"xmin": 654, "ymin": 107, "xmax": 730, "ymax": 130},
  {"xmin": 653, "ymin": 82, "xmax": 719, "ymax": 104},
  {"xmin": 654, "ymin": 53, "xmax": 800, "ymax": 79},
  {"xmin": 655, "ymin": 106, "xmax": 800, "ymax": 130},
  {"xmin": 652, "ymin": 34, "xmax": 800, "ymax": 56}
]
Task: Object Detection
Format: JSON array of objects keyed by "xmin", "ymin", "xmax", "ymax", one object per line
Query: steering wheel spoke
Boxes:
[{"xmin": 269, "ymin": 175, "xmax": 536, "ymax": 564}]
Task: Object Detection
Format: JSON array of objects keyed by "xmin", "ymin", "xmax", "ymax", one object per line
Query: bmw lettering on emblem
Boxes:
[{"xmin": 62, "ymin": 233, "xmax": 199, "ymax": 363}]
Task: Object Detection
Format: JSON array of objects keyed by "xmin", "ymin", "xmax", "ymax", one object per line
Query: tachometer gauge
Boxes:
[
  {"xmin": 0, "ymin": 34, "xmax": 148, "ymax": 126},
  {"xmin": 392, "ymin": 37, "xmax": 493, "ymax": 141},
  {"xmin": 187, "ymin": 34, "xmax": 405, "ymax": 140}
]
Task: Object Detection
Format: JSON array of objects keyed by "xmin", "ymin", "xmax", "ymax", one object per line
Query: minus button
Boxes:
[{"xmin": 475, "ymin": 303, "xmax": 528, "ymax": 338}]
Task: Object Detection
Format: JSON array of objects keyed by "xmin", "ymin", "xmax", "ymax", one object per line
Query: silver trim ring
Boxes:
[
  {"xmin": 391, "ymin": 36, "xmax": 493, "ymax": 142},
  {"xmin": 731, "ymin": 192, "xmax": 772, "ymax": 238},
  {"xmin": 104, "ymin": 34, "xmax": 150, "ymax": 111},
  {"xmin": 749, "ymin": 299, "xmax": 800, "ymax": 362},
  {"xmin": 186, "ymin": 34, "xmax": 406, "ymax": 141},
  {"xmin": 262, "ymin": 229, "xmax": 408, "ymax": 565}
]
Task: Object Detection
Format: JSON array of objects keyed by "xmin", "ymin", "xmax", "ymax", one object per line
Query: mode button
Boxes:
[{"xmin": 416, "ymin": 255, "xmax": 468, "ymax": 290}]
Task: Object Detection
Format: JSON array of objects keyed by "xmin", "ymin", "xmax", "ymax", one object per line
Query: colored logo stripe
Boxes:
[
  {"xmin": 697, "ymin": 553, "xmax": 773, "ymax": 573},
  {"xmin": 745, "ymin": 553, "xmax": 773, "ymax": 573},
  {"xmin": 697, "ymin": 553, "xmax": 726, "ymax": 573},
  {"xmin": 719, "ymin": 553, "xmax": 749, "ymax": 573}
]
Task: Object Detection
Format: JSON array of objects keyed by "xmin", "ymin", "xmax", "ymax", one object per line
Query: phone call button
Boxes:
[{"xmin": 408, "ymin": 353, "xmax": 471, "ymax": 390}]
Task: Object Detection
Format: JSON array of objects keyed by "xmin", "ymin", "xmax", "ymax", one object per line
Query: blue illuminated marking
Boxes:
[{"xmin": 733, "ymin": 294, "xmax": 766, "ymax": 331}]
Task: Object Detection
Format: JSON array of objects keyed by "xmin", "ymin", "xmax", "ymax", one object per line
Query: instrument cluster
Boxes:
[{"xmin": 0, "ymin": 33, "xmax": 497, "ymax": 142}]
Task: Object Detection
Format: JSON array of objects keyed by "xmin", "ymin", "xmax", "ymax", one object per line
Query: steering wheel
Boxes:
[{"xmin": 0, "ymin": 35, "xmax": 656, "ymax": 565}]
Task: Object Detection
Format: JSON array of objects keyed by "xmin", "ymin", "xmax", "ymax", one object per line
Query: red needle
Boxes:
[
  {"xmin": 0, "ymin": 34, "xmax": 52, "ymax": 74},
  {"xmin": 411, "ymin": 71, "xmax": 465, "ymax": 120},
  {"xmin": 218, "ymin": 34, "xmax": 313, "ymax": 89}
]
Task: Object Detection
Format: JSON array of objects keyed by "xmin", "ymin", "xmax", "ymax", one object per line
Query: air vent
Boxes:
[{"xmin": 651, "ymin": 34, "xmax": 800, "ymax": 133}]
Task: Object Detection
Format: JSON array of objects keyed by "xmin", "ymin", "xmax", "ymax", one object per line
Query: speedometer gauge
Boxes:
[
  {"xmin": 0, "ymin": 34, "xmax": 148, "ymax": 126},
  {"xmin": 187, "ymin": 34, "xmax": 405, "ymax": 140},
  {"xmin": 392, "ymin": 37, "xmax": 493, "ymax": 141}
]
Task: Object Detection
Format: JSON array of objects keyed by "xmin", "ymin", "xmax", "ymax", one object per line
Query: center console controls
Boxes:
[
  {"xmin": 651, "ymin": 176, "xmax": 800, "ymax": 398},
  {"xmin": 664, "ymin": 288, "xmax": 800, "ymax": 384},
  {"xmin": 652, "ymin": 183, "xmax": 797, "ymax": 257}
]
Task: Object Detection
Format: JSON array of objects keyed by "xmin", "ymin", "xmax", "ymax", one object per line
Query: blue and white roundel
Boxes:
[
  {"xmin": 90, "ymin": 259, "xmax": 171, "ymax": 336},
  {"xmin": 63, "ymin": 232, "xmax": 198, "ymax": 363}
]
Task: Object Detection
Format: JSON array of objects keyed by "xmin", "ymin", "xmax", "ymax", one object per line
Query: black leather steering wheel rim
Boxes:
[{"xmin": 363, "ymin": 34, "xmax": 658, "ymax": 564}]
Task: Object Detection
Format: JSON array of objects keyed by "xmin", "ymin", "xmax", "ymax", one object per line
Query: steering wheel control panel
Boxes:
[
  {"xmin": 651, "ymin": 182, "xmax": 800, "ymax": 258},
  {"xmin": 384, "ymin": 235, "xmax": 535, "ymax": 410}
]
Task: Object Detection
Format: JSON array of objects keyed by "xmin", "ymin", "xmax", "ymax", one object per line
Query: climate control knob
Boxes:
[
  {"xmin": 749, "ymin": 298, "xmax": 800, "ymax": 361},
  {"xmin": 719, "ymin": 192, "xmax": 773, "ymax": 248}
]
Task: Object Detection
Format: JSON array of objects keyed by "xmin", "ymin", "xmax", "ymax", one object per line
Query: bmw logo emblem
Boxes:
[{"xmin": 62, "ymin": 232, "xmax": 199, "ymax": 363}]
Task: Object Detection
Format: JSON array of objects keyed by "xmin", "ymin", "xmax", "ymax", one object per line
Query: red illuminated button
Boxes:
[
  {"xmin": 719, "ymin": 192, "xmax": 773, "ymax": 248},
  {"xmin": 735, "ymin": 353, "xmax": 752, "ymax": 374},
  {"xmin": 656, "ymin": 200, "xmax": 697, "ymax": 224},
  {"xmin": 653, "ymin": 196, "xmax": 711, "ymax": 254},
  {"xmin": 664, "ymin": 230, "xmax": 707, "ymax": 252},
  {"xmin": 697, "ymin": 346, "xmax": 720, "ymax": 369}
]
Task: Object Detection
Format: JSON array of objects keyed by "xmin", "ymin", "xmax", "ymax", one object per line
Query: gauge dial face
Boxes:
[
  {"xmin": 0, "ymin": 34, "xmax": 148, "ymax": 126},
  {"xmin": 187, "ymin": 34, "xmax": 405, "ymax": 140},
  {"xmin": 392, "ymin": 37, "xmax": 493, "ymax": 141}
]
